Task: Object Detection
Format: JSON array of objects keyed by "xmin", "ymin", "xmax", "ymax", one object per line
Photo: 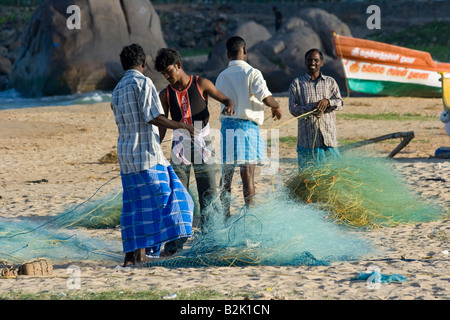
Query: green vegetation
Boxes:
[
  {"xmin": 278, "ymin": 136, "xmax": 297, "ymax": 147},
  {"xmin": 337, "ymin": 112, "xmax": 437, "ymax": 121},
  {"xmin": 367, "ymin": 21, "xmax": 450, "ymax": 62},
  {"xmin": 179, "ymin": 48, "xmax": 211, "ymax": 57},
  {"xmin": 0, "ymin": 288, "xmax": 238, "ymax": 300}
]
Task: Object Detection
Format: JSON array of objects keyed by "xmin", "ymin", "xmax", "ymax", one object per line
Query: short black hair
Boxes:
[
  {"xmin": 226, "ymin": 36, "xmax": 246, "ymax": 58},
  {"xmin": 120, "ymin": 43, "xmax": 146, "ymax": 71},
  {"xmin": 305, "ymin": 48, "xmax": 324, "ymax": 61},
  {"xmin": 154, "ymin": 48, "xmax": 182, "ymax": 72}
]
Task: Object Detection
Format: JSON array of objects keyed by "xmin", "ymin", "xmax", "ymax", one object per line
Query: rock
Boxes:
[
  {"xmin": 298, "ymin": 8, "xmax": 352, "ymax": 56},
  {"xmin": 203, "ymin": 20, "xmax": 272, "ymax": 79},
  {"xmin": 239, "ymin": 16, "xmax": 347, "ymax": 93},
  {"xmin": 0, "ymin": 57, "xmax": 12, "ymax": 75},
  {"xmin": 246, "ymin": 18, "xmax": 325, "ymax": 92},
  {"xmin": 9, "ymin": 0, "xmax": 167, "ymax": 97}
]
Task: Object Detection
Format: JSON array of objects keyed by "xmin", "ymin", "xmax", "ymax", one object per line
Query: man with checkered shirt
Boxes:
[
  {"xmin": 111, "ymin": 44, "xmax": 194, "ymax": 266},
  {"xmin": 288, "ymin": 48, "xmax": 344, "ymax": 170}
]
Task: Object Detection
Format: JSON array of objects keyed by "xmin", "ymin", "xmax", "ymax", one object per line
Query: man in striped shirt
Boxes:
[{"xmin": 288, "ymin": 48, "xmax": 343, "ymax": 169}]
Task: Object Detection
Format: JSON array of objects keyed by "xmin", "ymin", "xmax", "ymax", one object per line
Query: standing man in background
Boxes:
[
  {"xmin": 288, "ymin": 48, "xmax": 343, "ymax": 170},
  {"xmin": 215, "ymin": 36, "xmax": 282, "ymax": 217},
  {"xmin": 273, "ymin": 7, "xmax": 282, "ymax": 31}
]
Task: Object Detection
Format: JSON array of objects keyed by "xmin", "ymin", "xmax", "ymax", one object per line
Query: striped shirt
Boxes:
[
  {"xmin": 111, "ymin": 69, "xmax": 169, "ymax": 174},
  {"xmin": 288, "ymin": 73, "xmax": 343, "ymax": 148}
]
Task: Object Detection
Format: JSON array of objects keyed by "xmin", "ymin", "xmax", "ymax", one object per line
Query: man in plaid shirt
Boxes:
[
  {"xmin": 288, "ymin": 48, "xmax": 343, "ymax": 169},
  {"xmin": 111, "ymin": 44, "xmax": 195, "ymax": 266}
]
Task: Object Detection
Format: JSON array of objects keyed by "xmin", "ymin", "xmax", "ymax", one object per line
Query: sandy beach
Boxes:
[{"xmin": 0, "ymin": 95, "xmax": 449, "ymax": 301}]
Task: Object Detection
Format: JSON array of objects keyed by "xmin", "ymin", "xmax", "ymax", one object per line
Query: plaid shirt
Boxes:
[
  {"xmin": 111, "ymin": 69, "xmax": 169, "ymax": 174},
  {"xmin": 288, "ymin": 73, "xmax": 343, "ymax": 148}
]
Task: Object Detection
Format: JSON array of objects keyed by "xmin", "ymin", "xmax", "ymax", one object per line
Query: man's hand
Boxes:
[
  {"xmin": 221, "ymin": 103, "xmax": 235, "ymax": 116},
  {"xmin": 263, "ymin": 96, "xmax": 282, "ymax": 121},
  {"xmin": 271, "ymin": 106, "xmax": 282, "ymax": 121},
  {"xmin": 180, "ymin": 123, "xmax": 196, "ymax": 136},
  {"xmin": 314, "ymin": 99, "xmax": 329, "ymax": 118}
]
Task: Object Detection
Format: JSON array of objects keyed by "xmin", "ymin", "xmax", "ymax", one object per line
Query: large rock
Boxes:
[
  {"xmin": 248, "ymin": 17, "xmax": 326, "ymax": 92},
  {"xmin": 239, "ymin": 15, "xmax": 349, "ymax": 93},
  {"xmin": 203, "ymin": 20, "xmax": 272, "ymax": 80},
  {"xmin": 9, "ymin": 0, "xmax": 167, "ymax": 97},
  {"xmin": 298, "ymin": 8, "xmax": 352, "ymax": 56}
]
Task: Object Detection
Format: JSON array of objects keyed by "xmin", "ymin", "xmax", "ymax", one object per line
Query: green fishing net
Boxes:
[{"xmin": 285, "ymin": 150, "xmax": 445, "ymax": 228}]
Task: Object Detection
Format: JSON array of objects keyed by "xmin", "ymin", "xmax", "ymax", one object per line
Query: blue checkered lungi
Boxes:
[
  {"xmin": 120, "ymin": 164, "xmax": 194, "ymax": 253},
  {"xmin": 220, "ymin": 118, "xmax": 265, "ymax": 165},
  {"xmin": 297, "ymin": 145, "xmax": 340, "ymax": 170}
]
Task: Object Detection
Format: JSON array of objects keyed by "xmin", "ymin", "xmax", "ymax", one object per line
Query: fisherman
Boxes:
[
  {"xmin": 288, "ymin": 48, "xmax": 343, "ymax": 170},
  {"xmin": 111, "ymin": 44, "xmax": 195, "ymax": 266},
  {"xmin": 154, "ymin": 47, "xmax": 234, "ymax": 233},
  {"xmin": 215, "ymin": 36, "xmax": 282, "ymax": 217}
]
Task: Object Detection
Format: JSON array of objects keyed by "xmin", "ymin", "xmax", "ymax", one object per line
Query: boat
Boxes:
[{"xmin": 333, "ymin": 33, "xmax": 450, "ymax": 97}]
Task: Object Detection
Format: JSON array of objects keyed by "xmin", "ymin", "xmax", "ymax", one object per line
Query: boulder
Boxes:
[
  {"xmin": 247, "ymin": 17, "xmax": 325, "ymax": 92},
  {"xmin": 9, "ymin": 0, "xmax": 167, "ymax": 97},
  {"xmin": 298, "ymin": 8, "xmax": 352, "ymax": 56},
  {"xmin": 203, "ymin": 20, "xmax": 272, "ymax": 79},
  {"xmin": 237, "ymin": 16, "xmax": 348, "ymax": 93},
  {"xmin": 0, "ymin": 57, "xmax": 12, "ymax": 75}
]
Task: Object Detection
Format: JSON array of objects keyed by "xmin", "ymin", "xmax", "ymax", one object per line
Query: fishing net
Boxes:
[
  {"xmin": 142, "ymin": 190, "xmax": 376, "ymax": 268},
  {"xmin": 0, "ymin": 178, "xmax": 124, "ymax": 264},
  {"xmin": 0, "ymin": 217, "xmax": 122, "ymax": 264},
  {"xmin": 285, "ymin": 150, "xmax": 445, "ymax": 228},
  {"xmin": 1, "ymin": 151, "xmax": 445, "ymax": 268}
]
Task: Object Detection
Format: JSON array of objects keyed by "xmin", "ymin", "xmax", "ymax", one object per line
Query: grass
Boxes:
[
  {"xmin": 0, "ymin": 288, "xmax": 239, "ymax": 300},
  {"xmin": 179, "ymin": 48, "xmax": 211, "ymax": 57},
  {"xmin": 271, "ymin": 136, "xmax": 364, "ymax": 148},
  {"xmin": 337, "ymin": 112, "xmax": 437, "ymax": 121}
]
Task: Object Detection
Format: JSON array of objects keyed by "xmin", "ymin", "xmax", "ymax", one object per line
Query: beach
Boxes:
[{"xmin": 0, "ymin": 96, "xmax": 449, "ymax": 300}]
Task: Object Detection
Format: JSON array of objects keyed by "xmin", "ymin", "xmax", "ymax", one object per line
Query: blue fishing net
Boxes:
[
  {"xmin": 0, "ymin": 217, "xmax": 122, "ymax": 263},
  {"xmin": 142, "ymin": 192, "xmax": 376, "ymax": 268}
]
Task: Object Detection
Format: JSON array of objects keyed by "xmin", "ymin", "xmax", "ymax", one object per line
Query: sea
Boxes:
[{"xmin": 0, "ymin": 89, "xmax": 112, "ymax": 110}]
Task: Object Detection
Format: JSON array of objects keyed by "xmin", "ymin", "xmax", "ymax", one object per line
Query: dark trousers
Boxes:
[{"xmin": 172, "ymin": 162, "xmax": 217, "ymax": 230}]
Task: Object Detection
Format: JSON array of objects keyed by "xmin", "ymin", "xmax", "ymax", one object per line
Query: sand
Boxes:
[{"xmin": 0, "ymin": 96, "xmax": 449, "ymax": 300}]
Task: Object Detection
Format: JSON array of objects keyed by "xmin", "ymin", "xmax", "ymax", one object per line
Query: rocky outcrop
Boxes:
[
  {"xmin": 202, "ymin": 21, "xmax": 272, "ymax": 80},
  {"xmin": 9, "ymin": 0, "xmax": 167, "ymax": 97},
  {"xmin": 203, "ymin": 8, "xmax": 351, "ymax": 93}
]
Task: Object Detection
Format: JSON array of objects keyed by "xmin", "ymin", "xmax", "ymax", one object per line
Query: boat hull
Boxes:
[{"xmin": 334, "ymin": 34, "xmax": 450, "ymax": 97}]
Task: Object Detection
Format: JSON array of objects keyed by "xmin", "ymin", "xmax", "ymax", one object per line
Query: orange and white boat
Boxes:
[{"xmin": 333, "ymin": 34, "xmax": 450, "ymax": 97}]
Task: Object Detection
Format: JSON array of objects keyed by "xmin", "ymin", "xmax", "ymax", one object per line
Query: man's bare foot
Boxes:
[
  {"xmin": 123, "ymin": 248, "xmax": 148, "ymax": 266},
  {"xmin": 160, "ymin": 249, "xmax": 177, "ymax": 257},
  {"xmin": 123, "ymin": 251, "xmax": 135, "ymax": 267},
  {"xmin": 134, "ymin": 248, "xmax": 148, "ymax": 264}
]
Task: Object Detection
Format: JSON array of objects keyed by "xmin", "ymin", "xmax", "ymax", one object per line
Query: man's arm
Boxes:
[
  {"xmin": 262, "ymin": 95, "xmax": 282, "ymax": 120},
  {"xmin": 198, "ymin": 77, "xmax": 235, "ymax": 116},
  {"xmin": 149, "ymin": 115, "xmax": 194, "ymax": 136},
  {"xmin": 249, "ymin": 69, "xmax": 282, "ymax": 120},
  {"xmin": 325, "ymin": 78, "xmax": 344, "ymax": 113},
  {"xmin": 158, "ymin": 88, "xmax": 169, "ymax": 142},
  {"xmin": 288, "ymin": 81, "xmax": 311, "ymax": 117}
]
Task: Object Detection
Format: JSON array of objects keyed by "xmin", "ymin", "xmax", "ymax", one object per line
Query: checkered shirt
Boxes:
[
  {"xmin": 111, "ymin": 69, "xmax": 169, "ymax": 174},
  {"xmin": 288, "ymin": 73, "xmax": 343, "ymax": 148}
]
